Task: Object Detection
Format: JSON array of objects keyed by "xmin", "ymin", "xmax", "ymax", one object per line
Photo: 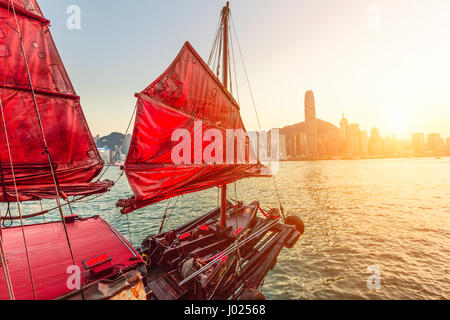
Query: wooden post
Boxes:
[{"xmin": 219, "ymin": 2, "xmax": 230, "ymax": 230}]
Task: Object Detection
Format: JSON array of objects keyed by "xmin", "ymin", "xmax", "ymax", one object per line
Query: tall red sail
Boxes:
[
  {"xmin": 117, "ymin": 42, "xmax": 268, "ymax": 214},
  {"xmin": 0, "ymin": 0, "xmax": 112, "ymax": 202}
]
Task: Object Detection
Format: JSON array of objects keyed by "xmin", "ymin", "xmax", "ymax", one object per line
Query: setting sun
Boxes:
[
  {"xmin": 388, "ymin": 111, "xmax": 409, "ymax": 137},
  {"xmin": 0, "ymin": 0, "xmax": 449, "ymax": 304}
]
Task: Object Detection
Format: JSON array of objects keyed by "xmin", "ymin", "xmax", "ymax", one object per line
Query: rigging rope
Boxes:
[
  {"xmin": 229, "ymin": 26, "xmax": 240, "ymax": 104},
  {"xmin": 207, "ymin": 15, "xmax": 223, "ymax": 67},
  {"xmin": 1, "ymin": 169, "xmax": 126, "ymax": 222},
  {"xmin": 9, "ymin": 0, "xmax": 84, "ymax": 299},
  {"xmin": 1, "ymin": 200, "xmax": 13, "ymax": 228},
  {"xmin": 0, "ymin": 94, "xmax": 36, "ymax": 299},
  {"xmin": 1, "ymin": 2, "xmax": 139, "ymax": 238},
  {"xmin": 216, "ymin": 30, "xmax": 223, "ymax": 78},
  {"xmin": 229, "ymin": 13, "xmax": 286, "ymax": 222},
  {"xmin": 0, "ymin": 2, "xmax": 31, "ymax": 299},
  {"xmin": 178, "ymin": 217, "xmax": 280, "ymax": 286},
  {"xmin": 159, "ymin": 196, "xmax": 180, "ymax": 233},
  {"xmin": 230, "ymin": 14, "xmax": 262, "ymax": 129},
  {"xmin": 126, "ymin": 213, "xmax": 132, "ymax": 245},
  {"xmin": 158, "ymin": 197, "xmax": 172, "ymax": 234},
  {"xmin": 97, "ymin": 103, "xmax": 138, "ymax": 182},
  {"xmin": 39, "ymin": 200, "xmax": 46, "ymax": 223},
  {"xmin": 0, "ymin": 1, "xmax": 13, "ymax": 230},
  {"xmin": 0, "ymin": 227, "xmax": 15, "ymax": 299},
  {"xmin": 0, "ymin": 11, "xmax": 138, "ymax": 224}
]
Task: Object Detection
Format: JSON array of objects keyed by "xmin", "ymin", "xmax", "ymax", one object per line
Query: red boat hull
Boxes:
[{"xmin": 0, "ymin": 216, "xmax": 144, "ymax": 300}]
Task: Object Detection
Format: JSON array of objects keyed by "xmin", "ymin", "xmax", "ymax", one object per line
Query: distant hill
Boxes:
[
  {"xmin": 96, "ymin": 132, "xmax": 124, "ymax": 150},
  {"xmin": 280, "ymin": 119, "xmax": 339, "ymax": 137}
]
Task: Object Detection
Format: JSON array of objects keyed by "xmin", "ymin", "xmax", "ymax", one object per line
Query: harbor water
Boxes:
[{"xmin": 6, "ymin": 158, "xmax": 450, "ymax": 300}]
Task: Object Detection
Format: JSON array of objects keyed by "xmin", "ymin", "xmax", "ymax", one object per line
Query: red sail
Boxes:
[
  {"xmin": 117, "ymin": 42, "xmax": 269, "ymax": 214},
  {"xmin": 0, "ymin": 0, "xmax": 112, "ymax": 202}
]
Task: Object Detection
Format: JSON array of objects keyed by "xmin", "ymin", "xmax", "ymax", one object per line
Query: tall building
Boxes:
[
  {"xmin": 304, "ymin": 90, "xmax": 319, "ymax": 159},
  {"xmin": 384, "ymin": 136, "xmax": 394, "ymax": 155},
  {"xmin": 290, "ymin": 132, "xmax": 307, "ymax": 158},
  {"xmin": 391, "ymin": 135, "xmax": 400, "ymax": 155},
  {"xmin": 411, "ymin": 133, "xmax": 425, "ymax": 155},
  {"xmin": 339, "ymin": 115, "xmax": 351, "ymax": 155},
  {"xmin": 360, "ymin": 130, "xmax": 369, "ymax": 155},
  {"xmin": 427, "ymin": 133, "xmax": 445, "ymax": 154},
  {"xmin": 98, "ymin": 148, "xmax": 111, "ymax": 164},
  {"xmin": 347, "ymin": 123, "xmax": 361, "ymax": 154},
  {"xmin": 339, "ymin": 114, "xmax": 348, "ymax": 141},
  {"xmin": 279, "ymin": 134, "xmax": 288, "ymax": 160},
  {"xmin": 369, "ymin": 127, "xmax": 384, "ymax": 156},
  {"xmin": 322, "ymin": 129, "xmax": 340, "ymax": 156},
  {"xmin": 122, "ymin": 134, "xmax": 132, "ymax": 155}
]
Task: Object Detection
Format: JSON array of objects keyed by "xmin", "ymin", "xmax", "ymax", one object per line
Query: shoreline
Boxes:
[{"xmin": 281, "ymin": 155, "xmax": 449, "ymax": 161}]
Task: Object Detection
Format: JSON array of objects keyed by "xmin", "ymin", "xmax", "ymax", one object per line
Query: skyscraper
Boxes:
[
  {"xmin": 339, "ymin": 114, "xmax": 348, "ymax": 141},
  {"xmin": 340, "ymin": 115, "xmax": 350, "ymax": 155},
  {"xmin": 427, "ymin": 133, "xmax": 445, "ymax": 154},
  {"xmin": 122, "ymin": 134, "xmax": 132, "ymax": 155},
  {"xmin": 304, "ymin": 90, "xmax": 318, "ymax": 159},
  {"xmin": 411, "ymin": 133, "xmax": 425, "ymax": 155},
  {"xmin": 279, "ymin": 134, "xmax": 288, "ymax": 160},
  {"xmin": 369, "ymin": 127, "xmax": 384, "ymax": 155},
  {"xmin": 360, "ymin": 130, "xmax": 369, "ymax": 155}
]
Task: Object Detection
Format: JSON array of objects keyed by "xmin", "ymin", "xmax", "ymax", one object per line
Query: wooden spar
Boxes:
[
  {"xmin": 222, "ymin": 2, "xmax": 230, "ymax": 90},
  {"xmin": 219, "ymin": 2, "xmax": 230, "ymax": 231},
  {"xmin": 0, "ymin": 1, "xmax": 50, "ymax": 25}
]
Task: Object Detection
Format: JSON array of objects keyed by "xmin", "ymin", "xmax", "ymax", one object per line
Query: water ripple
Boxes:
[{"xmin": 3, "ymin": 158, "xmax": 449, "ymax": 299}]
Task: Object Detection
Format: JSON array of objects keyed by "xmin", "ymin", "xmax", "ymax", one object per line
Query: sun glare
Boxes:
[{"xmin": 388, "ymin": 111, "xmax": 409, "ymax": 137}]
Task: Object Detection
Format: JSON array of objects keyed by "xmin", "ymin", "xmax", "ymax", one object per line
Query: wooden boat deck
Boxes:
[
  {"xmin": 143, "ymin": 202, "xmax": 301, "ymax": 300},
  {"xmin": 0, "ymin": 216, "xmax": 144, "ymax": 300}
]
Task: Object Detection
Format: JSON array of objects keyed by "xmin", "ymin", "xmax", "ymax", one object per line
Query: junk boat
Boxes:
[
  {"xmin": 0, "ymin": 0, "xmax": 304, "ymax": 300},
  {"xmin": 116, "ymin": 2, "xmax": 305, "ymax": 300},
  {"xmin": 0, "ymin": 0, "xmax": 146, "ymax": 300}
]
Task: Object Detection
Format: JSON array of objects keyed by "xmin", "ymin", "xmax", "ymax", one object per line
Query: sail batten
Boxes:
[
  {"xmin": 0, "ymin": 0, "xmax": 48, "ymax": 24},
  {"xmin": 0, "ymin": 1, "xmax": 112, "ymax": 202},
  {"xmin": 117, "ymin": 42, "xmax": 269, "ymax": 214}
]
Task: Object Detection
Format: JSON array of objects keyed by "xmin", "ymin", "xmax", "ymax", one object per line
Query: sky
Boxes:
[{"xmin": 39, "ymin": 0, "xmax": 450, "ymax": 139}]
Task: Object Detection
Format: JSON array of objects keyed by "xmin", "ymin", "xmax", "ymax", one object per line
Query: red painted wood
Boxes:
[{"xmin": 0, "ymin": 216, "xmax": 143, "ymax": 300}]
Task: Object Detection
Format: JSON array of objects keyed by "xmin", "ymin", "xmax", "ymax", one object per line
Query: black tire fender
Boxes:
[
  {"xmin": 239, "ymin": 288, "xmax": 266, "ymax": 300},
  {"xmin": 285, "ymin": 215, "xmax": 305, "ymax": 235}
]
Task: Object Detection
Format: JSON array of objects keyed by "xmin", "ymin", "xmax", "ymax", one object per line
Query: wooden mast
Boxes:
[{"xmin": 219, "ymin": 2, "xmax": 230, "ymax": 230}]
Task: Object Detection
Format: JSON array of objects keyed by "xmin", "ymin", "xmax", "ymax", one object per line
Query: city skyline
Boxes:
[
  {"xmin": 39, "ymin": 0, "xmax": 450, "ymax": 138},
  {"xmin": 94, "ymin": 104, "xmax": 450, "ymax": 147},
  {"xmin": 277, "ymin": 90, "xmax": 450, "ymax": 160},
  {"xmin": 94, "ymin": 98, "xmax": 450, "ymax": 164},
  {"xmin": 94, "ymin": 89, "xmax": 450, "ymax": 161},
  {"xmin": 2, "ymin": 0, "xmax": 449, "ymax": 303}
]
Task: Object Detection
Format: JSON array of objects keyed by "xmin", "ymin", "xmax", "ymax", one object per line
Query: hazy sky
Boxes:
[{"xmin": 40, "ymin": 0, "xmax": 450, "ymax": 139}]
